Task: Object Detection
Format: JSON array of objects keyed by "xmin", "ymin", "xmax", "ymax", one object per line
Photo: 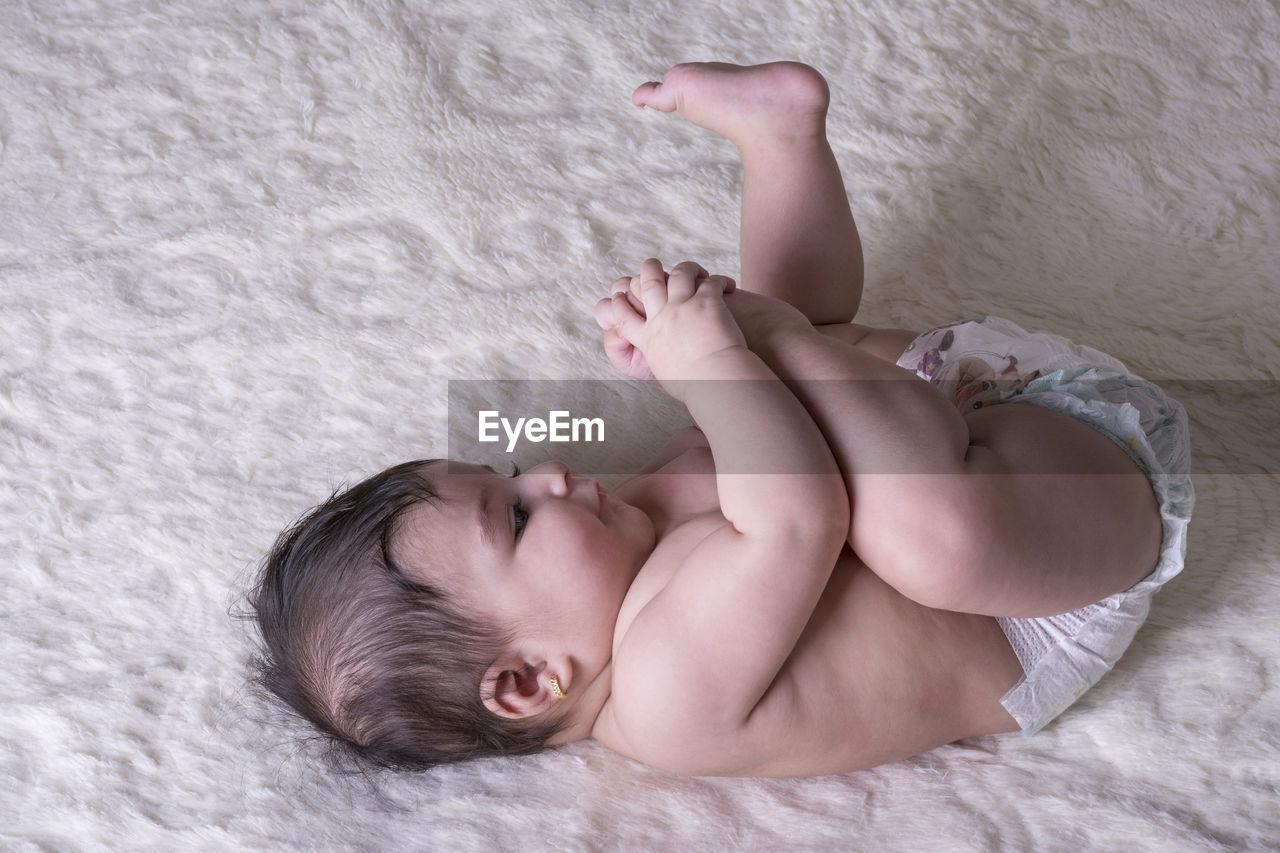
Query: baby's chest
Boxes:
[{"xmin": 610, "ymin": 512, "xmax": 725, "ymax": 652}]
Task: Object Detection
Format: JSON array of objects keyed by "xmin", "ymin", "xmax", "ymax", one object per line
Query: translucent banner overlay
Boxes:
[{"xmin": 447, "ymin": 379, "xmax": 1278, "ymax": 476}]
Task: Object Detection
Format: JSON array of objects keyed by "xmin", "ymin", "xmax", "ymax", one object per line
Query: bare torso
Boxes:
[{"xmin": 594, "ymin": 438, "xmax": 1023, "ymax": 777}]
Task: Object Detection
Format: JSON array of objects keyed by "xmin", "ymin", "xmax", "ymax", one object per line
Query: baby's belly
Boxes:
[{"xmin": 750, "ymin": 552, "xmax": 1023, "ymax": 777}]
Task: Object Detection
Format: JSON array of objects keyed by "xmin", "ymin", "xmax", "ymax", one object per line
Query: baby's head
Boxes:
[{"xmin": 250, "ymin": 459, "xmax": 654, "ymax": 769}]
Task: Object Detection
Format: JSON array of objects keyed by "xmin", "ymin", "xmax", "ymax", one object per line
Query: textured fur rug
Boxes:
[{"xmin": 3, "ymin": 0, "xmax": 1277, "ymax": 850}]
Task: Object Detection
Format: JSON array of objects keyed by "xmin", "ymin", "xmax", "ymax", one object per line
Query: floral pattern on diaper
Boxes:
[
  {"xmin": 916, "ymin": 347, "xmax": 945, "ymax": 379},
  {"xmin": 901, "ymin": 322, "xmax": 1040, "ymax": 413},
  {"xmin": 905, "ymin": 326, "xmax": 962, "ymax": 381},
  {"xmin": 936, "ymin": 353, "xmax": 1041, "ymax": 413}
]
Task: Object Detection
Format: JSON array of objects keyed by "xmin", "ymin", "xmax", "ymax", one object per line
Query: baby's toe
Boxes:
[{"xmin": 632, "ymin": 80, "xmax": 675, "ymax": 111}]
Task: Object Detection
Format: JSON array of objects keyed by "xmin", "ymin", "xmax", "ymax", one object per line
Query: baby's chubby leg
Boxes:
[
  {"xmin": 725, "ymin": 293, "xmax": 1162, "ymax": 619},
  {"xmin": 627, "ymin": 64, "xmax": 1162, "ymax": 618},
  {"xmin": 633, "ymin": 62, "xmax": 864, "ymax": 325}
]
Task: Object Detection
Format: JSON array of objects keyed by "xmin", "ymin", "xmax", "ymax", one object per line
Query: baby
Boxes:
[{"xmin": 250, "ymin": 62, "xmax": 1193, "ymax": 777}]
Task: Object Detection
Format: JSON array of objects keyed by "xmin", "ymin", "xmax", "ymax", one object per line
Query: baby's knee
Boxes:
[{"xmin": 852, "ymin": 487, "xmax": 995, "ymax": 612}]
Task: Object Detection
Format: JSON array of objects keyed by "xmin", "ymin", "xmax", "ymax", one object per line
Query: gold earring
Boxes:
[{"xmin": 549, "ymin": 675, "xmax": 567, "ymax": 699}]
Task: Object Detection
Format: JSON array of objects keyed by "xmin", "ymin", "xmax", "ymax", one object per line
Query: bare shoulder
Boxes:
[
  {"xmin": 596, "ymin": 606, "xmax": 799, "ymax": 777},
  {"xmin": 594, "ymin": 514, "xmax": 821, "ymax": 777},
  {"xmin": 814, "ymin": 322, "xmax": 920, "ymax": 364}
]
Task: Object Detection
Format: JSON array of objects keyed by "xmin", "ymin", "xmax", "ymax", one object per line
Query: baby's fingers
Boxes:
[
  {"xmin": 666, "ymin": 261, "xmax": 709, "ymax": 302},
  {"xmin": 610, "ymin": 291, "xmax": 647, "ymax": 345},
  {"xmin": 612, "ymin": 275, "xmax": 645, "ymax": 316},
  {"xmin": 697, "ymin": 274, "xmax": 737, "ymax": 295},
  {"xmin": 635, "ymin": 258, "xmax": 669, "ymax": 315},
  {"xmin": 595, "ymin": 287, "xmax": 642, "ymax": 330},
  {"xmin": 602, "ymin": 327, "xmax": 633, "ymax": 369},
  {"xmin": 594, "ymin": 296, "xmax": 616, "ymax": 330},
  {"xmin": 603, "ymin": 327, "xmax": 656, "ymax": 382}
]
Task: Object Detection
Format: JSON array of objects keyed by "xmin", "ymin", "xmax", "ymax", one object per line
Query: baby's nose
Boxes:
[{"xmin": 532, "ymin": 460, "xmax": 571, "ymax": 496}]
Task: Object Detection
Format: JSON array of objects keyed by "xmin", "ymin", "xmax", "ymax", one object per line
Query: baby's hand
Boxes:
[
  {"xmin": 601, "ymin": 259, "xmax": 745, "ymax": 399},
  {"xmin": 594, "ymin": 276, "xmax": 655, "ymax": 382}
]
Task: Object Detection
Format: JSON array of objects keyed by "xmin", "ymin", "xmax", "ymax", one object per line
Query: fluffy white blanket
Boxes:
[{"xmin": 3, "ymin": 0, "xmax": 1277, "ymax": 849}]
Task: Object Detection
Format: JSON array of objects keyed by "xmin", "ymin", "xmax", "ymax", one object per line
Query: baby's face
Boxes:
[{"xmin": 392, "ymin": 461, "xmax": 655, "ymax": 669}]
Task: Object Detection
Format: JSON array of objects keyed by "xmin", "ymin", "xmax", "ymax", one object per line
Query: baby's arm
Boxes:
[{"xmin": 605, "ymin": 260, "xmax": 848, "ymax": 775}]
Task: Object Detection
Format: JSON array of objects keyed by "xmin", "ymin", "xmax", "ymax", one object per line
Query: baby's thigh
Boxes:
[{"xmin": 958, "ymin": 402, "xmax": 1163, "ymax": 615}]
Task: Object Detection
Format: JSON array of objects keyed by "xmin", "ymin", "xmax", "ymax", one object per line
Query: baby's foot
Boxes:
[{"xmin": 631, "ymin": 62, "xmax": 830, "ymax": 149}]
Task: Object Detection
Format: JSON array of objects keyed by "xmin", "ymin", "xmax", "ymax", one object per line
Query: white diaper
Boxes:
[{"xmin": 897, "ymin": 317, "xmax": 1195, "ymax": 734}]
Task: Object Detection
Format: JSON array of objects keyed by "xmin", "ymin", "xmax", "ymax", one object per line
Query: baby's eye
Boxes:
[{"xmin": 512, "ymin": 500, "xmax": 528, "ymax": 538}]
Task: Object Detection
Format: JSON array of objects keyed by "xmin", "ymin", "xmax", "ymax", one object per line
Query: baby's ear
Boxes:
[{"xmin": 482, "ymin": 660, "xmax": 559, "ymax": 720}]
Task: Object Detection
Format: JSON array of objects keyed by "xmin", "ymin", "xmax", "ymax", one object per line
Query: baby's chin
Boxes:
[
  {"xmin": 618, "ymin": 499, "xmax": 657, "ymax": 550},
  {"xmin": 604, "ymin": 503, "xmax": 656, "ymax": 580}
]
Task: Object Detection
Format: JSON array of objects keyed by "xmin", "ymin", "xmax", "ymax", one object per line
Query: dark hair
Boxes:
[{"xmin": 249, "ymin": 459, "xmax": 564, "ymax": 770}]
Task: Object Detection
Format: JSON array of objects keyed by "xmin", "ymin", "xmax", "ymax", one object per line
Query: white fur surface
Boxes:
[{"xmin": 3, "ymin": 0, "xmax": 1278, "ymax": 850}]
